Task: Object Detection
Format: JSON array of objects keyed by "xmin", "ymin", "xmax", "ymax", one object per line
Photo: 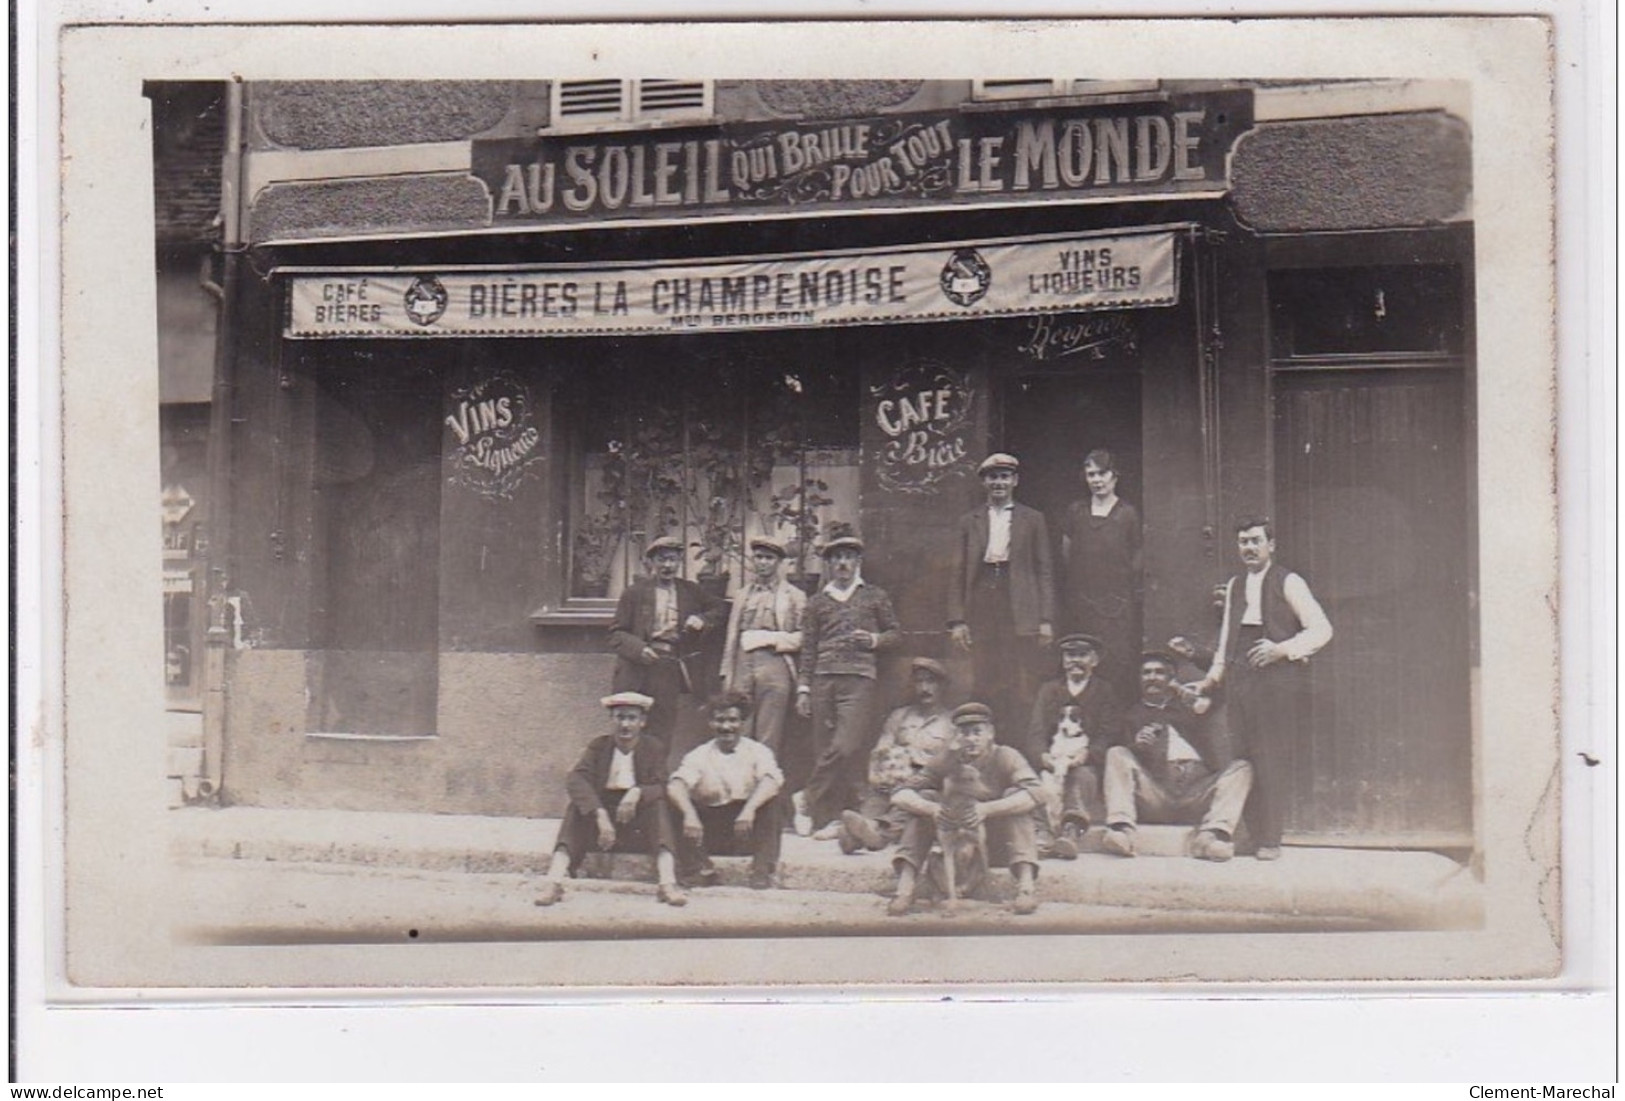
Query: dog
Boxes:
[
  {"xmin": 926, "ymin": 760, "xmax": 990, "ymax": 916},
  {"xmin": 1038, "ymin": 705, "xmax": 1091, "ymax": 827}
]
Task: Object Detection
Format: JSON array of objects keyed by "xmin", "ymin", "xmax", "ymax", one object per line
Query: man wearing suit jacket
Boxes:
[
  {"xmin": 948, "ymin": 453, "xmax": 1056, "ymax": 734},
  {"xmin": 534, "ymin": 691, "xmax": 687, "ymax": 908},
  {"xmin": 1100, "ymin": 651, "xmax": 1252, "ymax": 862},
  {"xmin": 719, "ymin": 537, "xmax": 806, "ymax": 758},
  {"xmin": 608, "ymin": 536, "xmax": 727, "ymax": 753}
]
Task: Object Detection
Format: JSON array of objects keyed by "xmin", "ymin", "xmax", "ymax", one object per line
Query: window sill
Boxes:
[
  {"xmin": 530, "ymin": 600, "xmax": 616, "ymax": 628},
  {"xmin": 304, "ymin": 732, "xmax": 438, "ymax": 743}
]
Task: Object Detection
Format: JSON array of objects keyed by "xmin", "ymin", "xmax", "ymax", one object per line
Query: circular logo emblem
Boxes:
[
  {"xmin": 940, "ymin": 248, "xmax": 992, "ymax": 308},
  {"xmin": 404, "ymin": 276, "xmax": 449, "ymax": 326}
]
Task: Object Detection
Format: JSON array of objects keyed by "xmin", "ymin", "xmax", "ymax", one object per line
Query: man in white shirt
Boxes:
[
  {"xmin": 946, "ymin": 453, "xmax": 1056, "ymax": 733},
  {"xmin": 1101, "ymin": 652, "xmax": 1253, "ymax": 862},
  {"xmin": 720, "ymin": 537, "xmax": 805, "ymax": 758},
  {"xmin": 1193, "ymin": 518, "xmax": 1333, "ymax": 860},
  {"xmin": 668, "ymin": 691, "xmax": 786, "ymax": 889}
]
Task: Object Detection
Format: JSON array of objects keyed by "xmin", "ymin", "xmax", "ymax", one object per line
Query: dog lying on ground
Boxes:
[
  {"xmin": 1038, "ymin": 705, "xmax": 1090, "ymax": 828},
  {"xmin": 926, "ymin": 761, "xmax": 990, "ymax": 916}
]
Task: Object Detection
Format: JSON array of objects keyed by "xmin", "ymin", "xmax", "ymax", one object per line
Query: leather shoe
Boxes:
[
  {"xmin": 1190, "ymin": 830, "xmax": 1234, "ymax": 862},
  {"xmin": 1101, "ymin": 826, "xmax": 1137, "ymax": 857},
  {"xmin": 811, "ymin": 822, "xmax": 844, "ymax": 842},
  {"xmin": 837, "ymin": 825, "xmax": 861, "ymax": 855},
  {"xmin": 748, "ymin": 868, "xmax": 776, "ymax": 890},
  {"xmin": 886, "ymin": 891, "xmax": 915, "ymax": 917},
  {"xmin": 1255, "ymin": 846, "xmax": 1283, "ymax": 862},
  {"xmin": 1011, "ymin": 890, "xmax": 1039, "ymax": 916},
  {"xmin": 685, "ymin": 863, "xmax": 721, "ymax": 888},
  {"xmin": 533, "ymin": 880, "xmax": 564, "ymax": 907},
  {"xmin": 1044, "ymin": 834, "xmax": 1079, "ymax": 860},
  {"xmin": 657, "ymin": 883, "xmax": 688, "ymax": 907},
  {"xmin": 841, "ymin": 810, "xmax": 886, "ymax": 851}
]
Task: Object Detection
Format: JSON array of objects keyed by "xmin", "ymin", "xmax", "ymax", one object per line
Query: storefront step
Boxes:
[{"xmin": 171, "ymin": 805, "xmax": 1482, "ymax": 928}]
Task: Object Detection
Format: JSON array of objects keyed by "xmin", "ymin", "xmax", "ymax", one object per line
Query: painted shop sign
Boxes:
[
  {"xmin": 469, "ymin": 91, "xmax": 1252, "ymax": 225},
  {"xmin": 869, "ymin": 362, "xmax": 976, "ymax": 495},
  {"xmin": 284, "ymin": 230, "xmax": 1180, "ymax": 339},
  {"xmin": 443, "ymin": 372, "xmax": 544, "ymax": 497}
]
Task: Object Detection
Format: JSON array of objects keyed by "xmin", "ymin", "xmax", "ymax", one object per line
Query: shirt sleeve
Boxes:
[
  {"xmin": 671, "ymin": 746, "xmax": 706, "ymax": 792},
  {"xmin": 995, "ymin": 746, "xmax": 1042, "ymax": 795},
  {"xmin": 1207, "ymin": 578, "xmax": 1235, "ymax": 685},
  {"xmin": 752, "ymin": 740, "xmax": 785, "ymax": 787},
  {"xmin": 1278, "ymin": 572, "xmax": 1334, "ymax": 660}
]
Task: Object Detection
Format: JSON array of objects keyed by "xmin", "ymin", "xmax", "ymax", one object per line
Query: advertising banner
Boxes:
[{"xmin": 285, "ymin": 230, "xmax": 1180, "ymax": 339}]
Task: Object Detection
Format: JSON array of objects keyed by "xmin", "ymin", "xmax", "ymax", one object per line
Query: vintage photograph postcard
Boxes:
[{"xmin": 45, "ymin": 15, "xmax": 1576, "ymax": 997}]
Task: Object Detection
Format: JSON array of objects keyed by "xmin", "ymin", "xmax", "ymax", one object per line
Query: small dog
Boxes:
[
  {"xmin": 927, "ymin": 760, "xmax": 990, "ymax": 916},
  {"xmin": 1039, "ymin": 706, "xmax": 1091, "ymax": 827}
]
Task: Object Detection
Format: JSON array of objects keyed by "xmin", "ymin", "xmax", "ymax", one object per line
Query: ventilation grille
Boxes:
[{"xmin": 550, "ymin": 79, "xmax": 712, "ymax": 126}]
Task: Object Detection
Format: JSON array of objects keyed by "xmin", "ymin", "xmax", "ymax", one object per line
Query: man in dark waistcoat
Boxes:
[{"xmin": 1193, "ymin": 518, "xmax": 1333, "ymax": 860}]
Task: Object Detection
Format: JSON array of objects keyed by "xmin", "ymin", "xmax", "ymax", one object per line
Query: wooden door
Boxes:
[{"xmin": 1272, "ymin": 368, "xmax": 1473, "ymax": 845}]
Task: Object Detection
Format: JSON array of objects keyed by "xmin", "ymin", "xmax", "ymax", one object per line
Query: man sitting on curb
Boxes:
[
  {"xmin": 535, "ymin": 691, "xmax": 687, "ymax": 909},
  {"xmin": 668, "ymin": 691, "xmax": 786, "ymax": 890},
  {"xmin": 1100, "ymin": 651, "xmax": 1253, "ymax": 862},
  {"xmin": 888, "ymin": 702, "xmax": 1043, "ymax": 916},
  {"xmin": 1024, "ymin": 632, "xmax": 1121, "ymax": 861},
  {"xmin": 839, "ymin": 656, "xmax": 955, "ymax": 854}
]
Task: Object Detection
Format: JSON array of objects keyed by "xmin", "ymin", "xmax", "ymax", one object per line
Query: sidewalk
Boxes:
[{"xmin": 171, "ymin": 804, "xmax": 1483, "ymax": 929}]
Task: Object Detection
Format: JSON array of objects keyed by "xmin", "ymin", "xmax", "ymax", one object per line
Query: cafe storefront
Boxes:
[{"xmin": 205, "ymin": 79, "xmax": 1474, "ymax": 850}]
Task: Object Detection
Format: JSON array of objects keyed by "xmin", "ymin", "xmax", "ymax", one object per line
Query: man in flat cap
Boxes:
[
  {"xmin": 888, "ymin": 701, "xmax": 1043, "ymax": 916},
  {"xmin": 534, "ymin": 691, "xmax": 687, "ymax": 908},
  {"xmin": 1101, "ymin": 651, "xmax": 1251, "ymax": 862},
  {"xmin": 947, "ymin": 453, "xmax": 1055, "ymax": 735},
  {"xmin": 1023, "ymin": 633, "xmax": 1122, "ymax": 860},
  {"xmin": 608, "ymin": 535, "xmax": 726, "ymax": 757},
  {"xmin": 719, "ymin": 536, "xmax": 806, "ymax": 761},
  {"xmin": 838, "ymin": 656, "xmax": 956, "ymax": 853},
  {"xmin": 795, "ymin": 532, "xmax": 902, "ymax": 838}
]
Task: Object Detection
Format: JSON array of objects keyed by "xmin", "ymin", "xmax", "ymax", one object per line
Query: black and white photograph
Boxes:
[{"xmin": 30, "ymin": 14, "xmax": 1603, "ymax": 1070}]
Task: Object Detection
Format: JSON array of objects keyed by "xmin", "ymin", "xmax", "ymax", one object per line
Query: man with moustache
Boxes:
[
  {"xmin": 608, "ymin": 535, "xmax": 727, "ymax": 753},
  {"xmin": 668, "ymin": 691, "xmax": 786, "ymax": 890},
  {"xmin": 795, "ymin": 533, "xmax": 902, "ymax": 839},
  {"xmin": 1024, "ymin": 632, "xmax": 1121, "ymax": 860},
  {"xmin": 1192, "ymin": 519, "xmax": 1333, "ymax": 861},
  {"xmin": 837, "ymin": 656, "xmax": 956, "ymax": 853}
]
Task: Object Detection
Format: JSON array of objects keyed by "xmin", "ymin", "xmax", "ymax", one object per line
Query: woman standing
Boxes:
[{"xmin": 1061, "ymin": 449, "xmax": 1143, "ymax": 699}]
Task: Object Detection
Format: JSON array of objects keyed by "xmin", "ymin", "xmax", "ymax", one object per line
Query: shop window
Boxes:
[
  {"xmin": 1269, "ymin": 265, "xmax": 1465, "ymax": 362},
  {"xmin": 163, "ymin": 582, "xmax": 194, "ymax": 691},
  {"xmin": 549, "ymin": 79, "xmax": 713, "ymax": 127},
  {"xmin": 562, "ymin": 342, "xmax": 859, "ymax": 602}
]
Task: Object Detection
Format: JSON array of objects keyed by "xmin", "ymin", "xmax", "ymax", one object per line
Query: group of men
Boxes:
[{"xmin": 550, "ymin": 451, "xmax": 1333, "ymax": 914}]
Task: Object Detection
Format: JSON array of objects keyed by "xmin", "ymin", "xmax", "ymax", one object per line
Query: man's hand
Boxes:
[
  {"xmin": 733, "ymin": 809, "xmax": 756, "ymax": 839},
  {"xmin": 937, "ymin": 802, "xmax": 984, "ymax": 830},
  {"xmin": 795, "ymin": 691, "xmax": 812, "ymax": 718},
  {"xmin": 850, "ymin": 629, "xmax": 875, "ymax": 650},
  {"xmin": 614, "ymin": 788, "xmax": 640, "ymax": 825},
  {"xmin": 1247, "ymin": 639, "xmax": 1287, "ymax": 668},
  {"xmin": 595, "ymin": 810, "xmax": 617, "ymax": 850},
  {"xmin": 1037, "ymin": 622, "xmax": 1054, "ymax": 645},
  {"xmin": 641, "ymin": 646, "xmax": 660, "ymax": 664},
  {"xmin": 683, "ymin": 613, "xmax": 707, "ymax": 633},
  {"xmin": 682, "ymin": 813, "xmax": 704, "ymax": 843},
  {"xmin": 950, "ymin": 623, "xmax": 973, "ymax": 651},
  {"xmin": 1134, "ymin": 724, "xmax": 1160, "ymax": 751}
]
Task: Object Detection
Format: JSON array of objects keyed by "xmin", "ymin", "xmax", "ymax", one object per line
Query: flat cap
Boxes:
[
  {"xmin": 820, "ymin": 535, "xmax": 865, "ymax": 557},
  {"xmin": 977, "ymin": 453, "xmax": 1020, "ymax": 476},
  {"xmin": 643, "ymin": 536, "xmax": 685, "ymax": 557},
  {"xmin": 909, "ymin": 656, "xmax": 950, "ymax": 681},
  {"xmin": 1058, "ymin": 633, "xmax": 1105, "ymax": 654},
  {"xmin": 951, "ymin": 701, "xmax": 995, "ymax": 726},
  {"xmin": 1139, "ymin": 649, "xmax": 1181, "ymax": 670},
  {"xmin": 748, "ymin": 536, "xmax": 788, "ymax": 558},
  {"xmin": 601, "ymin": 691, "xmax": 656, "ymax": 711}
]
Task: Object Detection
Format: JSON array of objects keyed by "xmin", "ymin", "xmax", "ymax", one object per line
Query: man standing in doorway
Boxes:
[
  {"xmin": 947, "ymin": 453, "xmax": 1056, "ymax": 733},
  {"xmin": 796, "ymin": 533, "xmax": 902, "ymax": 838},
  {"xmin": 720, "ymin": 536, "xmax": 805, "ymax": 759},
  {"xmin": 1193, "ymin": 518, "xmax": 1333, "ymax": 860},
  {"xmin": 608, "ymin": 536, "xmax": 726, "ymax": 756}
]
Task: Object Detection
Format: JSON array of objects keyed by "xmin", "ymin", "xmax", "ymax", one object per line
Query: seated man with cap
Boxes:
[
  {"xmin": 888, "ymin": 701, "xmax": 1044, "ymax": 916},
  {"xmin": 947, "ymin": 453, "xmax": 1056, "ymax": 734},
  {"xmin": 668, "ymin": 691, "xmax": 786, "ymax": 890},
  {"xmin": 1100, "ymin": 651, "xmax": 1251, "ymax": 862},
  {"xmin": 535, "ymin": 691, "xmax": 687, "ymax": 908},
  {"xmin": 1024, "ymin": 632, "xmax": 1122, "ymax": 860},
  {"xmin": 719, "ymin": 536, "xmax": 806, "ymax": 760},
  {"xmin": 794, "ymin": 531, "xmax": 902, "ymax": 838},
  {"xmin": 838, "ymin": 656, "xmax": 956, "ymax": 853},
  {"xmin": 608, "ymin": 535, "xmax": 727, "ymax": 756}
]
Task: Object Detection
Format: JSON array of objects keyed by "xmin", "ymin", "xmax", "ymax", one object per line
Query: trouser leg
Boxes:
[
  {"xmin": 1233, "ymin": 670, "xmax": 1304, "ymax": 849},
  {"xmin": 1198, "ymin": 760, "xmax": 1253, "ymax": 835},
  {"xmin": 1061, "ymin": 764, "xmax": 1103, "ymax": 827},
  {"xmin": 741, "ymin": 652, "xmax": 793, "ymax": 756},
  {"xmin": 805, "ymin": 675, "xmax": 876, "ymax": 828}
]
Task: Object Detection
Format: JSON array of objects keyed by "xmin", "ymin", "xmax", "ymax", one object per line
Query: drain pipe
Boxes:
[{"xmin": 198, "ymin": 80, "xmax": 246, "ymax": 803}]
